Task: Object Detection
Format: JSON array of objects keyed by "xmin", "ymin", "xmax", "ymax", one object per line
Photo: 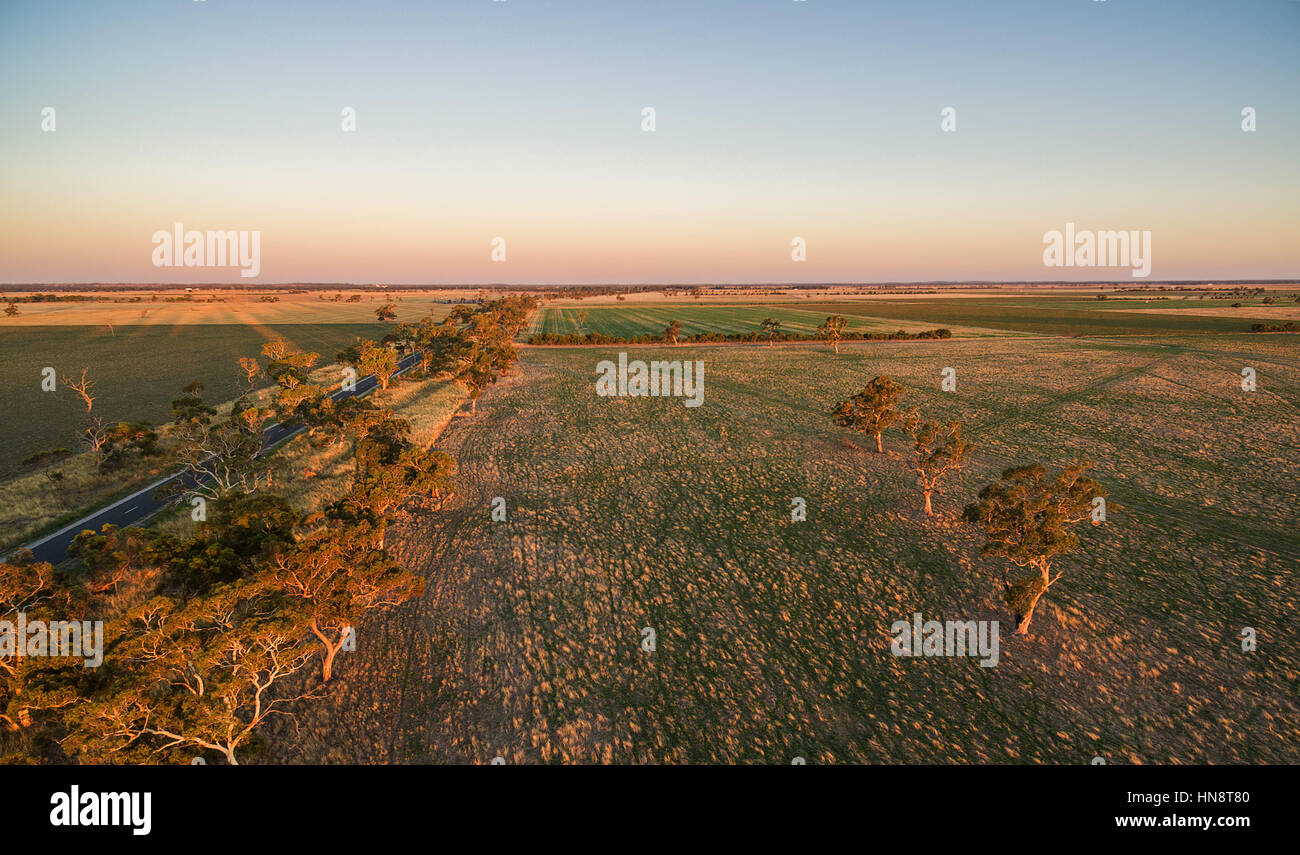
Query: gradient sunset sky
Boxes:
[{"xmin": 1, "ymin": 0, "xmax": 1296, "ymax": 284}]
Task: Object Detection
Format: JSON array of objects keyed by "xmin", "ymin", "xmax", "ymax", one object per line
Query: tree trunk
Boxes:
[
  {"xmin": 832, "ymin": 341, "xmax": 839, "ymax": 354},
  {"xmin": 1014, "ymin": 564, "xmax": 1052, "ymax": 635},
  {"xmin": 322, "ymin": 642, "xmax": 340, "ymax": 682},
  {"xmin": 1015, "ymin": 592, "xmax": 1044, "ymax": 635},
  {"xmin": 874, "ymin": 432, "xmax": 883, "ymax": 453},
  {"xmin": 923, "ymin": 489, "xmax": 933, "ymax": 516},
  {"xmin": 471, "ymin": 398, "xmax": 477, "ymax": 416},
  {"xmin": 311, "ymin": 618, "xmax": 347, "ymax": 682}
]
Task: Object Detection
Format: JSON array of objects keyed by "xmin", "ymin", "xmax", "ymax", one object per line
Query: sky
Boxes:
[{"xmin": 1, "ymin": 0, "xmax": 1296, "ymax": 284}]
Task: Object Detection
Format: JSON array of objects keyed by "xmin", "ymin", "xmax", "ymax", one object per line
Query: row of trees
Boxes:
[
  {"xmin": 832, "ymin": 376, "xmax": 1106, "ymax": 636},
  {"xmin": 1, "ymin": 299, "xmax": 534, "ymax": 763},
  {"xmin": 389, "ymin": 295, "xmax": 535, "ymax": 415}
]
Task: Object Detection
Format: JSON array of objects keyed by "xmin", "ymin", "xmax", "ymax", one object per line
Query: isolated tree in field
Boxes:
[
  {"xmin": 269, "ymin": 521, "xmax": 424, "ymax": 681},
  {"xmin": 572, "ymin": 309, "xmax": 589, "ymax": 335},
  {"xmin": 833, "ymin": 376, "xmax": 905, "ymax": 453},
  {"xmin": 237, "ymin": 357, "xmax": 260, "ymax": 390},
  {"xmin": 818, "ymin": 315, "xmax": 848, "ymax": 353},
  {"xmin": 4, "ymin": 303, "xmax": 18, "ymax": 317},
  {"xmin": 901, "ymin": 411, "xmax": 974, "ymax": 516},
  {"xmin": 63, "ymin": 367, "xmax": 95, "ymax": 413},
  {"xmin": 760, "ymin": 317, "xmax": 781, "ymax": 346},
  {"xmin": 375, "ymin": 302, "xmax": 397, "ymax": 321},
  {"xmin": 663, "ymin": 319, "xmax": 683, "ymax": 345},
  {"xmin": 962, "ymin": 463, "xmax": 1106, "ymax": 635}
]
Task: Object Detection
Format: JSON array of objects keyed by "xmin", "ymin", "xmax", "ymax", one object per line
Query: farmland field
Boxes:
[
  {"xmin": 769, "ymin": 296, "xmax": 1298, "ymax": 337},
  {"xmin": 533, "ymin": 294, "xmax": 1300, "ymax": 339},
  {"xmin": 0, "ymin": 290, "xmax": 465, "ymax": 326},
  {"xmin": 529, "ymin": 303, "xmax": 1008, "ymax": 340},
  {"xmin": 272, "ymin": 331, "xmax": 1299, "ymax": 764}
]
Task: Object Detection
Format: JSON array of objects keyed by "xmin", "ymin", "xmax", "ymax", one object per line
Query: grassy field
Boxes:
[
  {"xmin": 775, "ymin": 296, "xmax": 1298, "ymax": 337},
  {"xmin": 270, "ymin": 332, "xmax": 1299, "ymax": 764},
  {"xmin": 0, "ymin": 290, "xmax": 468, "ymax": 326},
  {"xmin": 529, "ymin": 304, "xmax": 1007, "ymax": 339},
  {"xmin": 531, "ymin": 294, "xmax": 1299, "ymax": 339}
]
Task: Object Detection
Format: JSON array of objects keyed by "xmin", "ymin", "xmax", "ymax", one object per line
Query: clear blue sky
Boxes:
[{"xmin": 2, "ymin": 0, "xmax": 1296, "ymax": 283}]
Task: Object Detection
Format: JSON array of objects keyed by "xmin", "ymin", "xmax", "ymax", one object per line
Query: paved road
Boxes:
[{"xmin": 19, "ymin": 352, "xmax": 423, "ymax": 565}]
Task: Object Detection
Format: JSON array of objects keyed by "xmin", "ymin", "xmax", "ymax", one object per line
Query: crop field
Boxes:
[
  {"xmin": 789, "ymin": 295, "xmax": 1298, "ymax": 337},
  {"xmin": 529, "ymin": 304, "xmax": 1006, "ymax": 339},
  {"xmin": 272, "ymin": 332, "xmax": 1299, "ymax": 764},
  {"xmin": 530, "ymin": 293, "xmax": 1299, "ymax": 340},
  {"xmin": 0, "ymin": 290, "xmax": 466, "ymax": 326}
]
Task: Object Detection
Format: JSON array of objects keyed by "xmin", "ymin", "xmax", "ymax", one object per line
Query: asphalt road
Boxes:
[{"xmin": 19, "ymin": 352, "xmax": 423, "ymax": 565}]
